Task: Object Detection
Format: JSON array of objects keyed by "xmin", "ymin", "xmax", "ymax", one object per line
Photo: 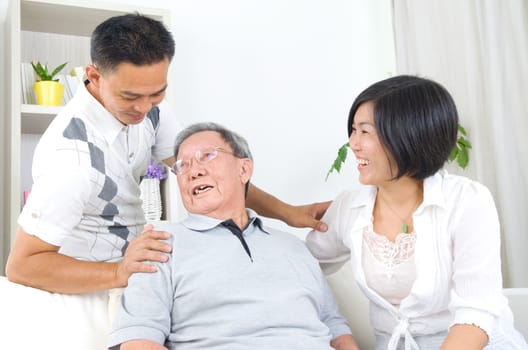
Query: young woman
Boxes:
[{"xmin": 306, "ymin": 75, "xmax": 527, "ymax": 350}]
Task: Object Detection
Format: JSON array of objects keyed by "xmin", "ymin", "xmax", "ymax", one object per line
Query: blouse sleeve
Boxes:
[
  {"xmin": 448, "ymin": 180, "xmax": 508, "ymax": 335},
  {"xmin": 305, "ymin": 192, "xmax": 352, "ymax": 275}
]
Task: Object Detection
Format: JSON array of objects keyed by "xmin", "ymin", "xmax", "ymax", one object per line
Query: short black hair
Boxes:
[
  {"xmin": 347, "ymin": 75, "xmax": 458, "ymax": 180},
  {"xmin": 91, "ymin": 13, "xmax": 175, "ymax": 73}
]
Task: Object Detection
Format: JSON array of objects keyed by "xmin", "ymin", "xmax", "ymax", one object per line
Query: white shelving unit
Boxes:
[{"xmin": 1, "ymin": 0, "xmax": 171, "ymax": 269}]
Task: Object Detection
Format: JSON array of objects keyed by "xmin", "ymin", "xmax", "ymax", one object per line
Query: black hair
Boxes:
[
  {"xmin": 347, "ymin": 75, "xmax": 458, "ymax": 180},
  {"xmin": 90, "ymin": 13, "xmax": 175, "ymax": 73}
]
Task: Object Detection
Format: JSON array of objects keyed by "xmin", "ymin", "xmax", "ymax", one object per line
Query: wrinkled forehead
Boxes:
[{"xmin": 177, "ymin": 131, "xmax": 228, "ymax": 158}]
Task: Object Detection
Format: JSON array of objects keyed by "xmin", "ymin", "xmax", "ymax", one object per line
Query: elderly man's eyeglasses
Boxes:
[{"xmin": 171, "ymin": 146, "xmax": 235, "ymax": 175}]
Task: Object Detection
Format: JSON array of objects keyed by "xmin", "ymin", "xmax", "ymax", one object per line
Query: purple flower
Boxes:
[{"xmin": 145, "ymin": 161, "xmax": 167, "ymax": 180}]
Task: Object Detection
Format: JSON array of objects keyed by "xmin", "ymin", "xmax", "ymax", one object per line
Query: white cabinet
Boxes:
[{"xmin": 1, "ymin": 0, "xmax": 171, "ymax": 270}]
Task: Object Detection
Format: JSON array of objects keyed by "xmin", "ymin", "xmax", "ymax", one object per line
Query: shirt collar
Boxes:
[
  {"xmin": 343, "ymin": 170, "xmax": 448, "ymax": 232},
  {"xmin": 78, "ymin": 81, "xmax": 128, "ymax": 146},
  {"xmin": 182, "ymin": 209, "xmax": 270, "ymax": 235},
  {"xmin": 350, "ymin": 170, "xmax": 448, "ymax": 211},
  {"xmin": 421, "ymin": 170, "xmax": 448, "ymax": 210}
]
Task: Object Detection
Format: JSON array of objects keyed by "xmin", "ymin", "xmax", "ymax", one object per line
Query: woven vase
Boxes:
[{"xmin": 139, "ymin": 178, "xmax": 162, "ymax": 221}]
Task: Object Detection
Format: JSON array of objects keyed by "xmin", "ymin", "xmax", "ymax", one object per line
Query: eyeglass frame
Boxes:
[{"xmin": 170, "ymin": 146, "xmax": 238, "ymax": 176}]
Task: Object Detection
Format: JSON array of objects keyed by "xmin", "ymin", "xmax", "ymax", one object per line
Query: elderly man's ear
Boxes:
[{"xmin": 239, "ymin": 158, "xmax": 254, "ymax": 184}]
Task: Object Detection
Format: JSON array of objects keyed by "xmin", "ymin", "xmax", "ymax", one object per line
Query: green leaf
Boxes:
[
  {"xmin": 457, "ymin": 137, "xmax": 472, "ymax": 148},
  {"xmin": 458, "ymin": 124, "xmax": 468, "ymax": 136},
  {"xmin": 449, "ymin": 146, "xmax": 458, "ymax": 162},
  {"xmin": 457, "ymin": 146, "xmax": 469, "ymax": 169},
  {"xmin": 325, "ymin": 143, "xmax": 349, "ymax": 181},
  {"xmin": 31, "ymin": 60, "xmax": 67, "ymax": 81},
  {"xmin": 50, "ymin": 62, "xmax": 68, "ymax": 79}
]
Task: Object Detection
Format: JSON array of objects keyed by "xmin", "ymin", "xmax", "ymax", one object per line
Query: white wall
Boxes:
[
  {"xmin": 1, "ymin": 0, "xmax": 396, "ymax": 238},
  {"xmin": 0, "ymin": 1, "xmax": 393, "ymax": 346},
  {"xmin": 113, "ymin": 0, "xmax": 396, "ymax": 237}
]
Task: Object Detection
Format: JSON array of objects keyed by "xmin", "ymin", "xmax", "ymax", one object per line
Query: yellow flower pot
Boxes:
[{"xmin": 34, "ymin": 80, "xmax": 64, "ymax": 106}]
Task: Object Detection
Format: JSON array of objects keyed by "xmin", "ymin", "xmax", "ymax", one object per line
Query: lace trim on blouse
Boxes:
[
  {"xmin": 363, "ymin": 226, "xmax": 417, "ymax": 269},
  {"xmin": 362, "ymin": 225, "xmax": 417, "ymax": 306}
]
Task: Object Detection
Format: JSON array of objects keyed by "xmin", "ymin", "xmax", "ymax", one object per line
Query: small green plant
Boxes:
[
  {"xmin": 326, "ymin": 124, "xmax": 472, "ymax": 180},
  {"xmin": 448, "ymin": 124, "xmax": 472, "ymax": 169},
  {"xmin": 326, "ymin": 143, "xmax": 350, "ymax": 181},
  {"xmin": 31, "ymin": 61, "xmax": 68, "ymax": 82}
]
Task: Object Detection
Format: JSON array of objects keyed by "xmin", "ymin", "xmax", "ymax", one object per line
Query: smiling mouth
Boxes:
[
  {"xmin": 357, "ymin": 158, "xmax": 370, "ymax": 166},
  {"xmin": 193, "ymin": 185, "xmax": 213, "ymax": 195}
]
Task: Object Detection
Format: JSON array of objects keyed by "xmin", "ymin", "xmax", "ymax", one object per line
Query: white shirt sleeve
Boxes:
[
  {"xmin": 19, "ymin": 159, "xmax": 91, "ymax": 246},
  {"xmin": 306, "ymin": 192, "xmax": 352, "ymax": 275},
  {"xmin": 152, "ymin": 100, "xmax": 182, "ymax": 163},
  {"xmin": 448, "ymin": 180, "xmax": 507, "ymax": 335}
]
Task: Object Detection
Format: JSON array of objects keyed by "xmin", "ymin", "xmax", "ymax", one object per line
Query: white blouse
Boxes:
[
  {"xmin": 306, "ymin": 170, "xmax": 513, "ymax": 350},
  {"xmin": 362, "ymin": 226, "xmax": 416, "ymax": 307}
]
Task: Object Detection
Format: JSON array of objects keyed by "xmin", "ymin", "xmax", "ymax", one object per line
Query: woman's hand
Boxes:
[
  {"xmin": 118, "ymin": 339, "xmax": 168, "ymax": 350},
  {"xmin": 331, "ymin": 334, "xmax": 360, "ymax": 350},
  {"xmin": 440, "ymin": 324, "xmax": 488, "ymax": 350}
]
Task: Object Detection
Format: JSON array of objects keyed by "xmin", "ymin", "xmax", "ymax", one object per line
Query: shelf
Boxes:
[
  {"xmin": 2, "ymin": 0, "xmax": 175, "ymax": 270},
  {"xmin": 21, "ymin": 104, "xmax": 61, "ymax": 134},
  {"xmin": 21, "ymin": 0, "xmax": 166, "ymax": 36}
]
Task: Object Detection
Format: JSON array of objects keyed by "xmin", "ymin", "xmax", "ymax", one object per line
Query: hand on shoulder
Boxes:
[{"xmin": 285, "ymin": 200, "xmax": 332, "ymax": 232}]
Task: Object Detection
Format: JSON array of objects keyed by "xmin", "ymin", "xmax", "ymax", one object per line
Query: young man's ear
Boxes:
[{"xmin": 85, "ymin": 64, "xmax": 102, "ymax": 87}]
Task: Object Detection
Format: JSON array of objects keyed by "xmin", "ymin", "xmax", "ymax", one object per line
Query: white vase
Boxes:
[{"xmin": 139, "ymin": 178, "xmax": 162, "ymax": 221}]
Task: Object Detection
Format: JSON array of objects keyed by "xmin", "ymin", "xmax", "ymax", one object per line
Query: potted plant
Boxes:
[
  {"xmin": 326, "ymin": 124, "xmax": 472, "ymax": 180},
  {"xmin": 31, "ymin": 60, "xmax": 68, "ymax": 106}
]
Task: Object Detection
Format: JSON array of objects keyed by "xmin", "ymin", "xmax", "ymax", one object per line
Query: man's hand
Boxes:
[
  {"xmin": 115, "ymin": 224, "xmax": 172, "ymax": 286},
  {"xmin": 284, "ymin": 201, "xmax": 331, "ymax": 232},
  {"xmin": 245, "ymin": 184, "xmax": 331, "ymax": 232},
  {"xmin": 331, "ymin": 334, "xmax": 360, "ymax": 350},
  {"xmin": 7, "ymin": 225, "xmax": 172, "ymax": 294}
]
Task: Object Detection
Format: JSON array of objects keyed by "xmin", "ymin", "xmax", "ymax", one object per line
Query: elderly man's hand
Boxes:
[
  {"xmin": 119, "ymin": 339, "xmax": 169, "ymax": 350},
  {"xmin": 331, "ymin": 334, "xmax": 360, "ymax": 350},
  {"xmin": 115, "ymin": 224, "xmax": 172, "ymax": 287},
  {"xmin": 285, "ymin": 200, "xmax": 332, "ymax": 232}
]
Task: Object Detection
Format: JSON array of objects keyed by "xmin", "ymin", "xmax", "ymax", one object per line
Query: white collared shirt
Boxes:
[{"xmin": 19, "ymin": 83, "xmax": 180, "ymax": 261}]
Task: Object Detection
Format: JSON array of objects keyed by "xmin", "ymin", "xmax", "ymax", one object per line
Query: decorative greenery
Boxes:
[
  {"xmin": 448, "ymin": 124, "xmax": 472, "ymax": 169},
  {"xmin": 325, "ymin": 124, "xmax": 472, "ymax": 180},
  {"xmin": 31, "ymin": 61, "xmax": 68, "ymax": 82},
  {"xmin": 144, "ymin": 161, "xmax": 167, "ymax": 180},
  {"xmin": 326, "ymin": 143, "xmax": 350, "ymax": 181}
]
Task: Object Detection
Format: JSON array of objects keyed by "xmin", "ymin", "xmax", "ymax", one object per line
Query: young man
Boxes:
[
  {"xmin": 6, "ymin": 13, "xmax": 329, "ymax": 295},
  {"xmin": 108, "ymin": 122, "xmax": 358, "ymax": 350}
]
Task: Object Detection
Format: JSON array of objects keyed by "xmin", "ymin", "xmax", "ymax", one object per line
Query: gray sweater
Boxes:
[{"xmin": 108, "ymin": 210, "xmax": 351, "ymax": 349}]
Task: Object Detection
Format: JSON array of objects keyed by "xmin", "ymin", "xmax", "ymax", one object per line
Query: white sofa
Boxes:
[
  {"xmin": 0, "ymin": 276, "xmax": 111, "ymax": 350},
  {"xmin": 1, "ymin": 274, "xmax": 526, "ymax": 350},
  {"xmin": 503, "ymin": 288, "xmax": 528, "ymax": 338}
]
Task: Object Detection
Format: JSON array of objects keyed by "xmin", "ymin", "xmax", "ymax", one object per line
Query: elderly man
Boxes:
[{"xmin": 108, "ymin": 122, "xmax": 359, "ymax": 350}]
